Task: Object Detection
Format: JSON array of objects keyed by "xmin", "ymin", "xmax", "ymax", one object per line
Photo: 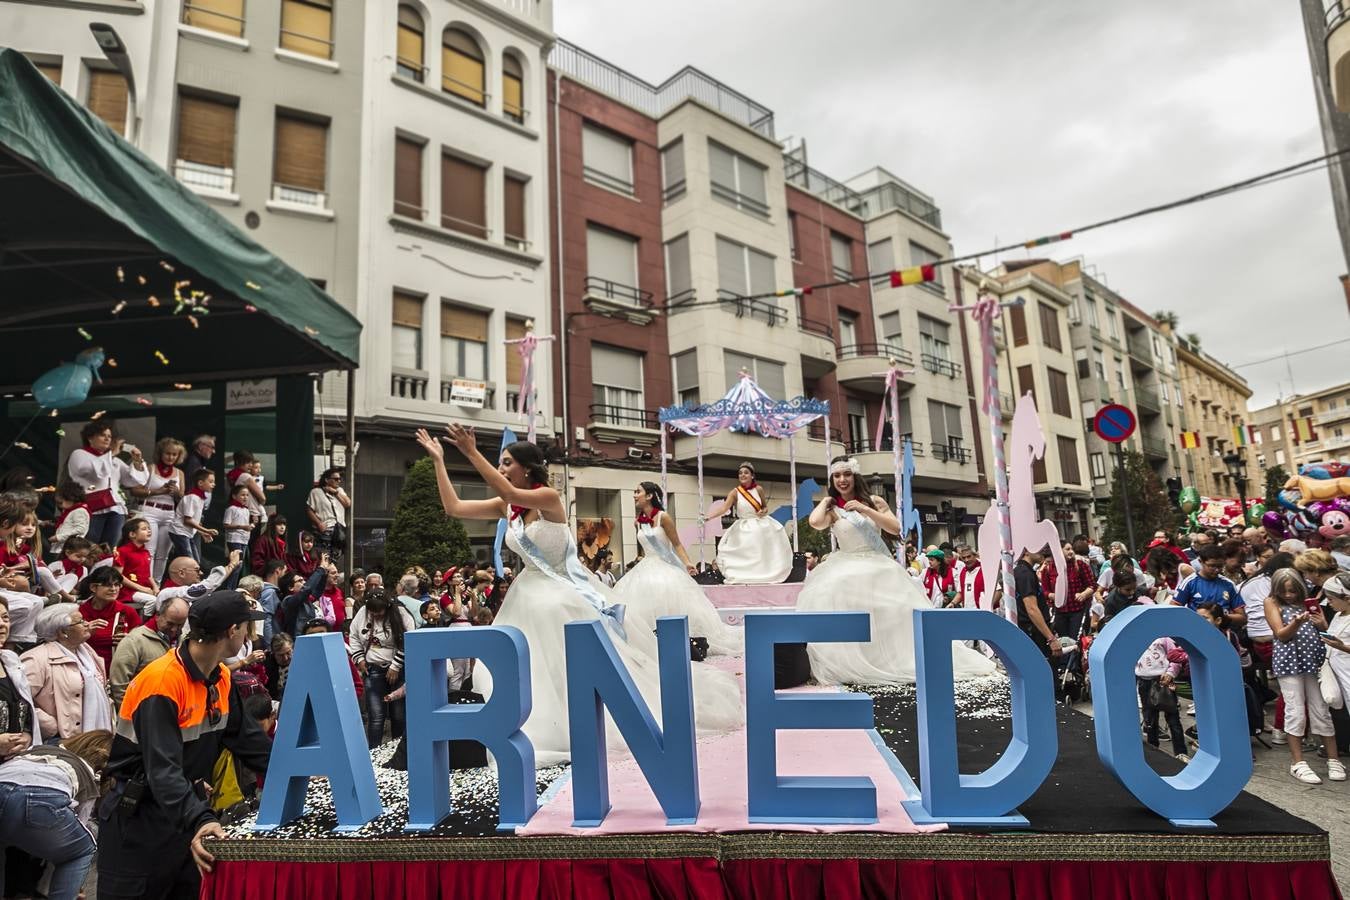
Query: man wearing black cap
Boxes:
[{"xmin": 97, "ymin": 591, "xmax": 273, "ymax": 900}]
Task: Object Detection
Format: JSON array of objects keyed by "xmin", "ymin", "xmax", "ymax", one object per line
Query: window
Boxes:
[
  {"xmin": 1016, "ymin": 365, "xmax": 1036, "ymax": 404},
  {"xmin": 1075, "ymin": 350, "xmax": 1089, "ymax": 380},
  {"xmin": 396, "ymin": 5, "xmax": 425, "ymax": 80},
  {"xmin": 272, "ymin": 113, "xmax": 328, "ymax": 207},
  {"xmin": 1089, "ymin": 452, "xmax": 1106, "ymax": 485},
  {"xmin": 1272, "ymin": 425, "xmax": 1282, "ymax": 441},
  {"xmin": 1114, "ymin": 358, "xmax": 1125, "ymax": 389},
  {"xmin": 280, "ymin": 0, "xmax": 333, "ymax": 60},
  {"xmin": 918, "ymin": 315, "xmax": 950, "ymax": 361},
  {"xmin": 1084, "ymin": 297, "xmax": 1099, "ymax": 329},
  {"xmin": 592, "ymin": 344, "xmax": 644, "ymax": 421},
  {"xmin": 908, "ymin": 242, "xmax": 943, "ymax": 286},
  {"xmin": 1058, "ymin": 436, "xmax": 1081, "ymax": 485},
  {"xmin": 838, "ymin": 313, "xmax": 858, "ymax": 349},
  {"xmin": 665, "ymin": 235, "xmax": 692, "ymax": 304},
  {"xmin": 788, "ymin": 213, "xmax": 800, "ymax": 260},
  {"xmin": 830, "ymin": 232, "xmax": 853, "ymax": 280},
  {"xmin": 847, "ymin": 399, "xmax": 868, "ymax": 449},
  {"xmin": 1275, "ymin": 449, "xmax": 1286, "ymax": 466},
  {"xmin": 716, "ymin": 236, "xmax": 776, "ymax": 297},
  {"xmin": 1152, "ymin": 334, "xmax": 1163, "ymax": 357},
  {"xmin": 673, "ymin": 351, "xmax": 698, "ymax": 406},
  {"xmin": 174, "ymin": 92, "xmax": 237, "ymax": 192},
  {"xmin": 30, "ymin": 57, "xmax": 62, "ymax": 85},
  {"xmin": 393, "ymin": 136, "xmax": 424, "ymax": 218},
  {"xmin": 442, "ymin": 27, "xmax": 485, "ymax": 106},
  {"xmin": 1047, "ymin": 368, "xmax": 1071, "ymax": 417},
  {"xmin": 708, "ymin": 140, "xmax": 768, "ymax": 217},
  {"xmin": 1160, "ymin": 382, "xmax": 1170, "ymax": 404},
  {"xmin": 441, "ymin": 303, "xmax": 489, "ymax": 380},
  {"xmin": 586, "ymin": 225, "xmax": 640, "ymax": 302},
  {"xmin": 1038, "ymin": 302, "xmax": 1062, "ymax": 351},
  {"xmin": 502, "ymin": 54, "xmax": 524, "ymax": 123},
  {"xmin": 868, "ymin": 239, "xmax": 895, "ymax": 287},
  {"xmin": 879, "ymin": 311, "xmax": 902, "ymax": 353},
  {"xmin": 87, "ymin": 68, "xmax": 129, "ymax": 136},
  {"xmin": 1009, "ymin": 302, "xmax": 1028, "ymax": 346},
  {"xmin": 582, "ymin": 124, "xmax": 634, "ymax": 195},
  {"xmin": 504, "ymin": 174, "xmax": 527, "ymax": 249},
  {"xmin": 391, "ymin": 291, "xmax": 424, "ymax": 371},
  {"xmin": 724, "ymin": 351, "xmax": 785, "ymax": 398},
  {"xmin": 1093, "ymin": 349, "xmax": 1106, "ymax": 381},
  {"xmin": 661, "ymin": 140, "xmax": 685, "ymax": 203},
  {"xmin": 440, "ymin": 153, "xmax": 487, "ymax": 239},
  {"xmin": 183, "ymin": 0, "xmax": 244, "ymax": 37},
  {"xmin": 1106, "ymin": 307, "xmax": 1119, "ymax": 339},
  {"xmin": 928, "ymin": 400, "xmax": 965, "ymax": 460},
  {"xmin": 505, "ymin": 317, "xmax": 528, "ymax": 388},
  {"xmin": 1032, "ymin": 454, "xmax": 1048, "ymax": 485}
]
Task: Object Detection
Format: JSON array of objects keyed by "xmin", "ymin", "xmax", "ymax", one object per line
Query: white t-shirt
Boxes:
[
  {"xmin": 236, "ymin": 472, "xmax": 268, "ymax": 525},
  {"xmin": 307, "ymin": 487, "xmax": 346, "ymax": 530},
  {"xmin": 170, "ymin": 492, "xmax": 206, "ymax": 538},
  {"xmin": 1239, "ymin": 574, "xmax": 1274, "ymax": 639},
  {"xmin": 223, "ymin": 505, "xmax": 252, "ymax": 545}
]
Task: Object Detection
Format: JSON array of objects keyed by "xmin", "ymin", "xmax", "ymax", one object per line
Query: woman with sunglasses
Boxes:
[{"xmin": 20, "ymin": 604, "xmax": 110, "ymax": 743}]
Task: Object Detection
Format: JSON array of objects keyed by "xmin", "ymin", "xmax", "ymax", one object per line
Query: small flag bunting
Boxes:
[
  {"xmin": 1178, "ymin": 431, "xmax": 1201, "ymax": 449},
  {"xmin": 890, "ymin": 265, "xmax": 936, "ymax": 288},
  {"xmin": 1023, "ymin": 231, "xmax": 1074, "ymax": 249}
]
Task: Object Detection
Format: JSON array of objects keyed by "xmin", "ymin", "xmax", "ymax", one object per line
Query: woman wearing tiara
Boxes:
[
  {"xmin": 614, "ymin": 482, "xmax": 743, "ymax": 656},
  {"xmin": 713, "ymin": 462, "xmax": 793, "ymax": 585},
  {"xmin": 415, "ymin": 425, "xmax": 742, "ymax": 766},
  {"xmin": 796, "ymin": 456, "xmax": 996, "ymax": 685}
]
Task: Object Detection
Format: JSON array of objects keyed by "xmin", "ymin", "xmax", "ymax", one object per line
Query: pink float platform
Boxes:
[{"xmin": 703, "ymin": 584, "xmax": 801, "ymax": 625}]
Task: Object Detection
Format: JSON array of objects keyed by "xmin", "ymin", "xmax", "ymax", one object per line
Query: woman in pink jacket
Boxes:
[{"xmin": 19, "ymin": 604, "xmax": 111, "ymax": 742}]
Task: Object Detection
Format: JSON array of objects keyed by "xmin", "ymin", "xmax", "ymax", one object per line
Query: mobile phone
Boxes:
[{"xmin": 1318, "ymin": 632, "xmax": 1336, "ymax": 642}]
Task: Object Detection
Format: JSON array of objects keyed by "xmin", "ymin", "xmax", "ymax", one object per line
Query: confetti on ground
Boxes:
[
  {"xmin": 106, "ymin": 358, "xmax": 117, "ymax": 367},
  {"xmin": 857, "ymin": 672, "xmax": 1013, "ymax": 721},
  {"xmin": 90, "ymin": 410, "xmax": 106, "ymax": 420},
  {"xmin": 192, "ymin": 307, "xmax": 209, "ymax": 315},
  {"xmin": 159, "ymin": 260, "xmax": 175, "ymax": 272},
  {"xmin": 35, "ymin": 486, "xmax": 56, "ymax": 494},
  {"xmin": 13, "ymin": 442, "xmax": 31, "ymax": 450},
  {"xmin": 187, "ymin": 316, "xmax": 200, "ymax": 329},
  {"xmin": 154, "ymin": 351, "xmax": 169, "ymax": 365},
  {"xmin": 77, "ymin": 328, "xmax": 92, "ymax": 340},
  {"xmin": 111, "ymin": 301, "xmax": 127, "ymax": 315},
  {"xmin": 304, "ymin": 326, "xmax": 319, "ymax": 336},
  {"xmin": 134, "ymin": 397, "xmax": 153, "ymax": 406},
  {"xmin": 136, "ymin": 275, "xmax": 147, "ymax": 285},
  {"xmin": 173, "ymin": 302, "xmax": 185, "ymax": 315},
  {"xmin": 173, "ymin": 383, "xmax": 192, "ymax": 390},
  {"xmin": 245, "ymin": 281, "xmax": 261, "ymax": 290},
  {"xmin": 54, "ymin": 429, "xmax": 65, "ymax": 437},
  {"xmin": 244, "ymin": 304, "xmax": 258, "ymax": 313},
  {"xmin": 48, "ymin": 410, "xmax": 59, "ymax": 418},
  {"xmin": 115, "ymin": 266, "xmax": 124, "ymax": 283},
  {"xmin": 147, "ymin": 296, "xmax": 160, "ymax": 308}
]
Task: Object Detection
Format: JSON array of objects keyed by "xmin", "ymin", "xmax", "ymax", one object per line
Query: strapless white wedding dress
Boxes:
[
  {"xmin": 475, "ymin": 517, "xmax": 744, "ymax": 766},
  {"xmin": 794, "ymin": 508, "xmax": 996, "ymax": 685},
  {"xmin": 716, "ymin": 488, "xmax": 793, "ymax": 584},
  {"xmin": 615, "ymin": 511, "xmax": 744, "ymax": 656}
]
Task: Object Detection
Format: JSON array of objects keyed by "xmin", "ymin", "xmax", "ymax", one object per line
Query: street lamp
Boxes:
[
  {"xmin": 1223, "ymin": 449, "xmax": 1249, "ymax": 526},
  {"xmin": 89, "ymin": 23, "xmax": 139, "ymax": 143}
]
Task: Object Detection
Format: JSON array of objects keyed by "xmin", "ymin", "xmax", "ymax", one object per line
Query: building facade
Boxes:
[
  {"xmin": 1174, "ymin": 337, "xmax": 1256, "ymax": 500},
  {"xmin": 1280, "ymin": 381, "xmax": 1350, "ymax": 472},
  {"xmin": 1248, "ymin": 400, "xmax": 1295, "ymax": 478}
]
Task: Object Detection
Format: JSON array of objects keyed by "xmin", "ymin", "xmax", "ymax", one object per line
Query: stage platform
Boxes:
[
  {"xmin": 204, "ymin": 681, "xmax": 1338, "ymax": 900},
  {"xmin": 704, "ymin": 582, "xmax": 801, "ymax": 625}
]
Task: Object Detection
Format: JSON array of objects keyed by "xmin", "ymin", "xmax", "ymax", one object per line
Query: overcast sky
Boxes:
[{"xmin": 555, "ymin": 1, "xmax": 1350, "ymax": 408}]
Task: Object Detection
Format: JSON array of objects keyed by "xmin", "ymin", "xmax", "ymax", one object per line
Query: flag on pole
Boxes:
[
  {"xmin": 1231, "ymin": 424, "xmax": 1250, "ymax": 447},
  {"xmin": 890, "ymin": 265, "xmax": 936, "ymax": 288},
  {"xmin": 1178, "ymin": 431, "xmax": 1201, "ymax": 449},
  {"xmin": 1293, "ymin": 417, "xmax": 1318, "ymax": 444}
]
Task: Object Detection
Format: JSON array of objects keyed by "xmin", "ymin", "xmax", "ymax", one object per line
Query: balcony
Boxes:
[
  {"xmin": 998, "ymin": 392, "xmax": 1014, "ymax": 419},
  {"xmin": 714, "ymin": 290, "xmax": 787, "ymax": 326},
  {"xmin": 797, "ymin": 315, "xmax": 836, "ymax": 379},
  {"xmin": 1329, "ymin": 1, "xmax": 1350, "ymax": 112},
  {"xmin": 175, "ymin": 159, "xmax": 235, "ymax": 197},
  {"xmin": 931, "ymin": 442, "xmax": 972, "ymax": 465},
  {"xmin": 807, "ymin": 423, "xmax": 843, "ymax": 445},
  {"xmin": 440, "ymin": 379, "xmax": 496, "ymax": 408},
  {"xmin": 1081, "ymin": 377, "xmax": 1113, "ymax": 404},
  {"xmin": 920, "ymin": 353, "xmax": 962, "ymax": 379},
  {"xmin": 1140, "ymin": 434, "xmax": 1169, "ymax": 461},
  {"xmin": 1315, "ymin": 405, "xmax": 1350, "ymax": 426},
  {"xmin": 836, "ymin": 343, "xmax": 914, "ymax": 393},
  {"xmin": 583, "ymin": 276, "xmax": 655, "ymax": 324},
  {"xmin": 587, "ymin": 404, "xmax": 661, "ymax": 447},
  {"xmin": 549, "ymin": 39, "xmax": 775, "ymax": 138},
  {"xmin": 1133, "ymin": 386, "xmax": 1162, "ymax": 417},
  {"xmin": 390, "ymin": 368, "xmax": 428, "ymax": 401},
  {"xmin": 1126, "ymin": 332, "xmax": 1153, "ymax": 369}
]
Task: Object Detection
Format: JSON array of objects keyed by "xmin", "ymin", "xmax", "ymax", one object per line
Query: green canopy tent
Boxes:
[{"xmin": 0, "ymin": 47, "xmax": 361, "ymax": 391}]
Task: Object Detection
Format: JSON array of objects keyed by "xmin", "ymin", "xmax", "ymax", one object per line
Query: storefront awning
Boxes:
[{"xmin": 0, "ymin": 48, "xmax": 361, "ymax": 393}]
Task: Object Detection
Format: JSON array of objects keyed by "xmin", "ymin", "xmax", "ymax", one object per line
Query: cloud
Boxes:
[{"xmin": 555, "ymin": 1, "xmax": 1349, "ymax": 406}]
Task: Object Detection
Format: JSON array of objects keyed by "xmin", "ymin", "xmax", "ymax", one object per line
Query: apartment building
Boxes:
[
  {"xmin": 1174, "ymin": 336, "xmax": 1256, "ymax": 499},
  {"xmin": 1248, "ymin": 400, "xmax": 1295, "ymax": 476},
  {"xmin": 1275, "ymin": 381, "xmax": 1350, "ymax": 472}
]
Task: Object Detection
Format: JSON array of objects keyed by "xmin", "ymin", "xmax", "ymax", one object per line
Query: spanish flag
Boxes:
[
  {"xmin": 1293, "ymin": 417, "xmax": 1318, "ymax": 444},
  {"xmin": 1178, "ymin": 431, "xmax": 1201, "ymax": 449},
  {"xmin": 890, "ymin": 265, "xmax": 937, "ymax": 288}
]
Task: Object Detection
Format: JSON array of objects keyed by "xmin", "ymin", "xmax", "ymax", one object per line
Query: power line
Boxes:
[{"xmin": 1229, "ymin": 338, "xmax": 1350, "ymax": 369}]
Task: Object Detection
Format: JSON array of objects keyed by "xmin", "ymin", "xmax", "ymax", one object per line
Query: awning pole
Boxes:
[{"xmin": 345, "ymin": 369, "xmax": 356, "ymax": 576}]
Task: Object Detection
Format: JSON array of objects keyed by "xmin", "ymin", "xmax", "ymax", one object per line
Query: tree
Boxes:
[
  {"xmin": 795, "ymin": 517, "xmax": 831, "ymax": 558},
  {"xmin": 1184, "ymin": 332, "xmax": 1202, "ymax": 349},
  {"xmin": 1153, "ymin": 310, "xmax": 1179, "ymax": 329},
  {"xmin": 1264, "ymin": 464, "xmax": 1288, "ymax": 511},
  {"xmin": 1102, "ymin": 449, "xmax": 1181, "ymax": 553},
  {"xmin": 383, "ymin": 458, "xmax": 472, "ymax": 577}
]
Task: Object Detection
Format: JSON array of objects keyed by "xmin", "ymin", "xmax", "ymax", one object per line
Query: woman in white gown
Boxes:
[
  {"xmin": 615, "ymin": 482, "xmax": 743, "ymax": 656},
  {"xmin": 796, "ymin": 456, "xmax": 996, "ymax": 685},
  {"xmin": 714, "ymin": 463, "xmax": 793, "ymax": 585},
  {"xmin": 415, "ymin": 426, "xmax": 743, "ymax": 767}
]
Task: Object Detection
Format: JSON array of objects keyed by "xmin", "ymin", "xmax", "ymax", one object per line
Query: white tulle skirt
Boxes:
[
  {"xmin": 615, "ymin": 557, "xmax": 744, "ymax": 656},
  {"xmin": 474, "ymin": 568, "xmax": 744, "ymax": 766},
  {"xmin": 794, "ymin": 550, "xmax": 997, "ymax": 685},
  {"xmin": 716, "ymin": 516, "xmax": 793, "ymax": 585}
]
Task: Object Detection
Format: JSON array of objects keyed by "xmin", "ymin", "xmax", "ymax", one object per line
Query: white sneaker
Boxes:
[
  {"xmin": 1291, "ymin": 761, "xmax": 1322, "ymax": 784},
  {"xmin": 1176, "ymin": 753, "xmax": 1190, "ymax": 764},
  {"xmin": 1328, "ymin": 759, "xmax": 1347, "ymax": 782},
  {"xmin": 1272, "ymin": 729, "xmax": 1287, "ymax": 745},
  {"xmin": 1185, "ymin": 702, "xmax": 1196, "ymax": 715}
]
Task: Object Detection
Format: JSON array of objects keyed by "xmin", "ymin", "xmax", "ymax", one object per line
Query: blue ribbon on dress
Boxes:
[
  {"xmin": 640, "ymin": 517, "xmax": 686, "ymax": 570},
  {"xmin": 834, "ymin": 506, "xmax": 890, "ymax": 556},
  {"xmin": 511, "ymin": 518, "xmax": 627, "ymax": 641}
]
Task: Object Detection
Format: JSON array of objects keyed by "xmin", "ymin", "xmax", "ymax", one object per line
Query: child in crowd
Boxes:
[
  {"xmin": 223, "ymin": 482, "xmax": 254, "ymax": 558},
  {"xmin": 1135, "ymin": 625, "xmax": 1188, "ymax": 762},
  {"xmin": 252, "ymin": 515, "xmax": 289, "ymax": 576},
  {"xmin": 50, "ymin": 482, "xmax": 90, "ymax": 559},
  {"xmin": 112, "ymin": 517, "xmax": 158, "ymax": 608},
  {"xmin": 49, "ymin": 536, "xmax": 93, "ymax": 593},
  {"xmin": 288, "ymin": 530, "xmax": 319, "ymax": 578},
  {"xmin": 169, "ymin": 469, "xmax": 216, "ymax": 563}
]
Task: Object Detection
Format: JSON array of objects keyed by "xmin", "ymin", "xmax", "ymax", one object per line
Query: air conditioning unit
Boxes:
[
  {"xmin": 627, "ymin": 447, "xmax": 643, "ymax": 459},
  {"xmin": 574, "ymin": 426, "xmax": 586, "ymax": 441}
]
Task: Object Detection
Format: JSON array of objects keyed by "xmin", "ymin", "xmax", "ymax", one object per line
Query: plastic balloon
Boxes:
[
  {"xmin": 1261, "ymin": 510, "xmax": 1291, "ymax": 541},
  {"xmin": 1309, "ymin": 498, "xmax": 1350, "ymax": 541},
  {"xmin": 1245, "ymin": 502, "xmax": 1266, "ymax": 527},
  {"xmin": 1178, "ymin": 487, "xmax": 1200, "ymax": 515},
  {"xmin": 32, "ymin": 348, "xmax": 105, "ymax": 409}
]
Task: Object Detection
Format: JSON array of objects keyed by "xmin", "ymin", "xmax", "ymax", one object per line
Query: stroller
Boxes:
[{"xmin": 1056, "ymin": 608, "xmax": 1094, "ymax": 706}]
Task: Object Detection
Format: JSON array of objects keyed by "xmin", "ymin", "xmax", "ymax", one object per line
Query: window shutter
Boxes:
[
  {"xmin": 392, "ymin": 292, "xmax": 423, "ymax": 328},
  {"xmin": 397, "ymin": 6, "xmax": 424, "ymax": 76},
  {"xmin": 674, "ymin": 351, "xmax": 698, "ymax": 394},
  {"xmin": 186, "ymin": 0, "xmax": 244, "ymax": 36},
  {"xmin": 868, "ymin": 239, "xmax": 895, "ymax": 276},
  {"xmin": 592, "ymin": 344, "xmax": 643, "ymax": 391},
  {"xmin": 280, "ymin": 0, "xmax": 333, "ymax": 59},
  {"xmin": 665, "ymin": 235, "xmax": 691, "ymax": 299},
  {"xmin": 35, "ymin": 61, "xmax": 62, "ymax": 85},
  {"xmin": 87, "ymin": 70, "xmax": 129, "ymax": 135},
  {"xmin": 442, "ymin": 29, "xmax": 485, "ymax": 105},
  {"xmin": 502, "ymin": 55, "xmax": 524, "ymax": 119},
  {"xmin": 758, "ymin": 360, "xmax": 786, "ymax": 399},
  {"xmin": 708, "ymin": 141, "xmax": 736, "ymax": 190},
  {"xmin": 831, "ymin": 233, "xmax": 852, "ymax": 276},
  {"xmin": 586, "ymin": 226, "xmax": 638, "ymax": 289},
  {"xmin": 724, "ymin": 350, "xmax": 752, "ymax": 388},
  {"xmin": 1016, "ymin": 365, "xmax": 1036, "ymax": 403},
  {"xmin": 1032, "ymin": 455, "xmax": 1048, "ymax": 485},
  {"xmin": 927, "ymin": 400, "xmax": 949, "ymax": 445},
  {"xmin": 394, "ymin": 137, "xmax": 423, "ymax": 217},
  {"xmin": 1048, "ymin": 368, "xmax": 1071, "ymax": 417},
  {"xmin": 176, "ymin": 94, "xmax": 236, "ymax": 167},
  {"xmin": 582, "ymin": 125, "xmax": 632, "ymax": 190},
  {"xmin": 1009, "ymin": 303, "xmax": 1028, "ymax": 346},
  {"xmin": 747, "ymin": 248, "xmax": 776, "ymax": 296},
  {"xmin": 716, "ymin": 237, "xmax": 746, "ymax": 296},
  {"xmin": 738, "ymin": 156, "xmax": 767, "ymax": 206},
  {"xmin": 505, "ymin": 318, "xmax": 527, "ymax": 384},
  {"xmin": 440, "ymin": 304, "xmax": 489, "ymax": 341},
  {"xmin": 1058, "ymin": 436, "xmax": 1081, "ymax": 484},
  {"xmin": 273, "ymin": 116, "xmax": 327, "ymax": 191},
  {"xmin": 1039, "ymin": 303, "xmax": 1062, "ymax": 351},
  {"xmin": 662, "ymin": 140, "xmax": 685, "ymax": 195},
  {"xmin": 441, "ymin": 154, "xmax": 487, "ymax": 238},
  {"xmin": 504, "ymin": 175, "xmax": 527, "ymax": 243}
]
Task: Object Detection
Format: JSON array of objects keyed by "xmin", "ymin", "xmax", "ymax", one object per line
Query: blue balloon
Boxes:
[{"xmin": 32, "ymin": 348, "xmax": 105, "ymax": 409}]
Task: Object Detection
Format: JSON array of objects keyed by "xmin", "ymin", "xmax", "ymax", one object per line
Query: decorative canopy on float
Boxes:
[{"xmin": 658, "ymin": 370, "xmax": 830, "ymax": 438}]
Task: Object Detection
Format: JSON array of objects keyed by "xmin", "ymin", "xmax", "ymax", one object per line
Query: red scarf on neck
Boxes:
[
  {"xmin": 229, "ymin": 499, "xmax": 247, "ymax": 509},
  {"xmin": 161, "ymin": 576, "xmax": 179, "ymax": 590},
  {"xmin": 226, "ymin": 466, "xmax": 245, "ymax": 484},
  {"xmin": 156, "ymin": 463, "xmax": 176, "ymax": 478},
  {"xmin": 743, "ymin": 479, "xmax": 759, "ymax": 491},
  {"xmin": 83, "ymin": 444, "xmax": 106, "ymax": 458},
  {"xmin": 55, "ymin": 503, "xmax": 88, "ymax": 528},
  {"xmin": 187, "ymin": 488, "xmax": 206, "ymax": 499},
  {"xmin": 509, "ymin": 484, "xmax": 546, "ymax": 522},
  {"xmin": 637, "ymin": 508, "xmax": 658, "ymax": 527}
]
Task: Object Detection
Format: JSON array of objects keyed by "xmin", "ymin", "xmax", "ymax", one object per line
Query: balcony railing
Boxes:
[
  {"xmin": 921, "ymin": 353, "xmax": 961, "ymax": 378},
  {"xmin": 396, "ymin": 59, "xmax": 427, "ymax": 83},
  {"xmin": 855, "ymin": 181, "xmax": 942, "ymax": 229},
  {"xmin": 589, "ymin": 404, "xmax": 658, "ymax": 429},
  {"xmin": 1133, "ymin": 386, "xmax": 1162, "ymax": 415},
  {"xmin": 783, "ymin": 152, "xmax": 867, "ymax": 215},
  {"xmin": 839, "ymin": 342, "xmax": 914, "ymax": 366},
  {"xmin": 583, "ymin": 165, "xmax": 635, "ymax": 196},
  {"xmin": 807, "ymin": 423, "xmax": 843, "ymax": 443},
  {"xmin": 175, "ymin": 159, "xmax": 234, "ymax": 194},
  {"xmin": 549, "ymin": 39, "xmax": 775, "ymax": 138},
  {"xmin": 931, "ymin": 442, "xmax": 971, "ymax": 464},
  {"xmin": 584, "ymin": 275, "xmax": 653, "ymax": 308},
  {"xmin": 710, "ymin": 181, "xmax": 770, "ymax": 218},
  {"xmin": 182, "ymin": 3, "xmax": 244, "ymax": 36},
  {"xmin": 667, "ymin": 287, "xmax": 697, "ymax": 309},
  {"xmin": 715, "ymin": 290, "xmax": 786, "ymax": 326},
  {"xmin": 1126, "ymin": 333, "xmax": 1153, "ymax": 364},
  {"xmin": 390, "ymin": 368, "xmax": 428, "ymax": 401},
  {"xmin": 1141, "ymin": 435, "xmax": 1169, "ymax": 460},
  {"xmin": 798, "ymin": 315, "xmax": 833, "ymax": 339},
  {"xmin": 271, "ymin": 183, "xmax": 327, "ymax": 209}
]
